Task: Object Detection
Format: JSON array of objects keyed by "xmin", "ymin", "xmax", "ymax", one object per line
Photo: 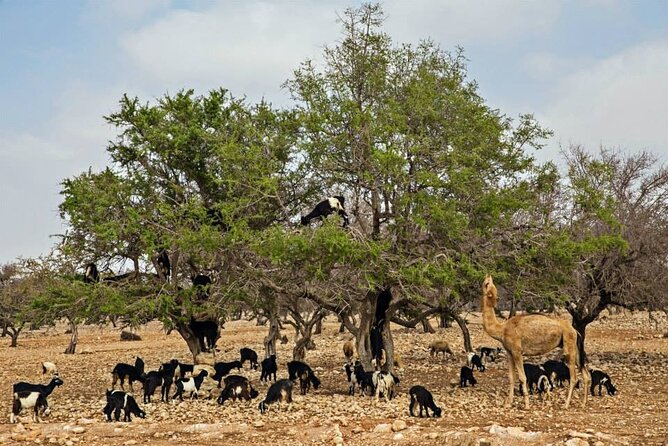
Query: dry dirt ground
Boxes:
[{"xmin": 0, "ymin": 311, "xmax": 666, "ymax": 446}]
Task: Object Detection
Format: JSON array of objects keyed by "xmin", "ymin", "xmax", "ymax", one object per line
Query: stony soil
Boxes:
[{"xmin": 0, "ymin": 310, "xmax": 666, "ymax": 446}]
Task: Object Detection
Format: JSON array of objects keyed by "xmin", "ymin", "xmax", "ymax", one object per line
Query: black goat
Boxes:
[
  {"xmin": 217, "ymin": 375, "xmax": 259, "ymax": 405},
  {"xmin": 260, "ymin": 354, "xmax": 278, "ymax": 382},
  {"xmin": 543, "ymin": 359, "xmax": 571, "ymax": 387},
  {"xmin": 590, "ymin": 369, "xmax": 617, "ymax": 396},
  {"xmin": 468, "ymin": 352, "xmax": 485, "ymax": 372},
  {"xmin": 240, "ymin": 347, "xmax": 259, "ymax": 370},
  {"xmin": 103, "ymin": 390, "xmax": 146, "ymax": 422},
  {"xmin": 112, "ymin": 357, "xmax": 145, "ymax": 392},
  {"xmin": 351, "ymin": 361, "xmax": 375, "ymax": 396},
  {"xmin": 212, "ymin": 360, "xmax": 243, "ymax": 385},
  {"xmin": 158, "ymin": 359, "xmax": 179, "ymax": 401},
  {"xmin": 301, "ymin": 196, "xmax": 349, "ymax": 227},
  {"xmin": 173, "ymin": 370, "xmax": 208, "ymax": 401},
  {"xmin": 142, "ymin": 370, "xmax": 164, "ymax": 403},
  {"xmin": 174, "ymin": 362, "xmax": 194, "ymax": 379},
  {"xmin": 189, "ymin": 318, "xmax": 219, "ymax": 352},
  {"xmin": 460, "ymin": 366, "xmax": 477, "ymax": 387},
  {"xmin": 287, "ymin": 361, "xmax": 321, "ymax": 395},
  {"xmin": 258, "ymin": 379, "xmax": 293, "ymax": 414},
  {"xmin": 192, "ymin": 274, "xmax": 212, "ymax": 301},
  {"xmin": 409, "ymin": 385, "xmax": 441, "ymax": 418},
  {"xmin": 156, "ymin": 249, "xmax": 170, "ymax": 280}
]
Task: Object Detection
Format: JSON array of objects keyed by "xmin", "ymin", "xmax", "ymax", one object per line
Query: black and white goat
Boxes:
[
  {"xmin": 348, "ymin": 360, "xmax": 374, "ymax": 396},
  {"xmin": 479, "ymin": 347, "xmax": 502, "ymax": 362},
  {"xmin": 83, "ymin": 262, "xmax": 99, "ymax": 283},
  {"xmin": 522, "ymin": 363, "xmax": 552, "ymax": 399},
  {"xmin": 111, "ymin": 356, "xmax": 145, "ymax": 391},
  {"xmin": 103, "ymin": 390, "xmax": 146, "ymax": 422},
  {"xmin": 372, "ymin": 371, "xmax": 399, "ymax": 401},
  {"xmin": 301, "ymin": 196, "xmax": 349, "ymax": 228},
  {"xmin": 11, "ymin": 391, "xmax": 49, "ymax": 423},
  {"xmin": 287, "ymin": 361, "xmax": 321, "ymax": 395},
  {"xmin": 467, "ymin": 352, "xmax": 485, "ymax": 372},
  {"xmin": 408, "ymin": 385, "xmax": 442, "ymax": 418},
  {"xmin": 212, "ymin": 360, "xmax": 243, "ymax": 385},
  {"xmin": 260, "ymin": 354, "xmax": 278, "ymax": 382},
  {"xmin": 240, "ymin": 347, "xmax": 259, "ymax": 370},
  {"xmin": 155, "ymin": 249, "xmax": 171, "ymax": 280},
  {"xmin": 258, "ymin": 379, "xmax": 293, "ymax": 414},
  {"xmin": 172, "ymin": 370, "xmax": 208, "ymax": 401},
  {"xmin": 12, "ymin": 376, "xmax": 64, "ymax": 421},
  {"xmin": 217, "ymin": 375, "xmax": 259, "ymax": 405},
  {"xmin": 542, "ymin": 359, "xmax": 570, "ymax": 387},
  {"xmin": 460, "ymin": 366, "xmax": 477, "ymax": 387},
  {"xmin": 590, "ymin": 369, "xmax": 617, "ymax": 396}
]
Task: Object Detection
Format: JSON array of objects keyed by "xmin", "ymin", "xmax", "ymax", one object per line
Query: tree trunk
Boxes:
[
  {"xmin": 9, "ymin": 325, "xmax": 22, "ymax": 347},
  {"xmin": 509, "ymin": 296, "xmax": 517, "ymax": 318},
  {"xmin": 176, "ymin": 322, "xmax": 203, "ymax": 362},
  {"xmin": 421, "ymin": 317, "xmax": 435, "ymax": 333},
  {"xmin": 314, "ymin": 316, "xmax": 323, "ymax": 335},
  {"xmin": 355, "ymin": 294, "xmax": 376, "ymax": 371},
  {"xmin": 571, "ymin": 316, "xmax": 589, "ymax": 365},
  {"xmin": 64, "ymin": 320, "xmax": 78, "ymax": 354},
  {"xmin": 452, "ymin": 313, "xmax": 472, "ymax": 353},
  {"xmin": 1, "ymin": 322, "xmax": 8, "ymax": 337},
  {"xmin": 438, "ymin": 311, "xmax": 452, "ymax": 328}
]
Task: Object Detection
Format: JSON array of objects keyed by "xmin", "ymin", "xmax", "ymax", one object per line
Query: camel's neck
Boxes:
[{"xmin": 481, "ymin": 297, "xmax": 505, "ymax": 342}]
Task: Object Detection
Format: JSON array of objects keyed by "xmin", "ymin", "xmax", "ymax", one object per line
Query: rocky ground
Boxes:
[{"xmin": 0, "ymin": 310, "xmax": 666, "ymax": 446}]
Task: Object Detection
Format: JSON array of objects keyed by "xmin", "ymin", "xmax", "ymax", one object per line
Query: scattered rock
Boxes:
[
  {"xmin": 392, "ymin": 420, "xmax": 407, "ymax": 432},
  {"xmin": 374, "ymin": 423, "xmax": 392, "ymax": 433},
  {"xmin": 393, "ymin": 433, "xmax": 404, "ymax": 441}
]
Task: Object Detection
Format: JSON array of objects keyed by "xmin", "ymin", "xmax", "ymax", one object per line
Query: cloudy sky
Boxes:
[{"xmin": 1, "ymin": 0, "xmax": 667, "ymax": 264}]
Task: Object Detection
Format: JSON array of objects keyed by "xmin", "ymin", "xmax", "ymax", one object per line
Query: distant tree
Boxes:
[
  {"xmin": 0, "ymin": 262, "xmax": 32, "ymax": 347},
  {"xmin": 556, "ymin": 146, "xmax": 668, "ymax": 359}
]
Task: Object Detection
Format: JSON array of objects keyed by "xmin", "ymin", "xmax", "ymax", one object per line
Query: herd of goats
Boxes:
[
  {"xmin": 8, "ymin": 198, "xmax": 619, "ymax": 424},
  {"xmin": 10, "ymin": 338, "xmax": 618, "ymax": 424}
]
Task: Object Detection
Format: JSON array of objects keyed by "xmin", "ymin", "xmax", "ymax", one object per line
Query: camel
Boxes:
[{"xmin": 480, "ymin": 275, "xmax": 590, "ymax": 409}]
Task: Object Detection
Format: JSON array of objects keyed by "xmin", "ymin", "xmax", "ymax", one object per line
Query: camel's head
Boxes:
[{"xmin": 482, "ymin": 274, "xmax": 497, "ymax": 307}]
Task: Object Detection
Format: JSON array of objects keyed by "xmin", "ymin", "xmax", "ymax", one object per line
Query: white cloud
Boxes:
[
  {"xmin": 542, "ymin": 39, "xmax": 668, "ymax": 157},
  {"xmin": 384, "ymin": 0, "xmax": 561, "ymax": 47}
]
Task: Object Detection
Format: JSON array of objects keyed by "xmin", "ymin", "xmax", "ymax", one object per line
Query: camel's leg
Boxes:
[
  {"xmin": 510, "ymin": 352, "xmax": 530, "ymax": 410},
  {"xmin": 505, "ymin": 353, "xmax": 516, "ymax": 408},
  {"xmin": 563, "ymin": 332, "xmax": 581, "ymax": 409},
  {"xmin": 580, "ymin": 366, "xmax": 591, "ymax": 408}
]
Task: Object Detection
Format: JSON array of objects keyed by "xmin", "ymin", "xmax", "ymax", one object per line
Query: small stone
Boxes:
[
  {"xmin": 427, "ymin": 433, "xmax": 439, "ymax": 439},
  {"xmin": 333, "ymin": 436, "xmax": 343, "ymax": 445},
  {"xmin": 478, "ymin": 440, "xmax": 491, "ymax": 446},
  {"xmin": 392, "ymin": 420, "xmax": 407, "ymax": 432},
  {"xmin": 70, "ymin": 428, "xmax": 85, "ymax": 435},
  {"xmin": 393, "ymin": 433, "xmax": 404, "ymax": 441},
  {"xmin": 123, "ymin": 441, "xmax": 137, "ymax": 446},
  {"xmin": 374, "ymin": 423, "xmax": 392, "ymax": 433},
  {"xmin": 352, "ymin": 426, "xmax": 364, "ymax": 434},
  {"xmin": 565, "ymin": 439, "xmax": 589, "ymax": 446}
]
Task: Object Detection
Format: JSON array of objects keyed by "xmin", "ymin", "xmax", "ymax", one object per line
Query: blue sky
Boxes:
[{"xmin": 1, "ymin": 0, "xmax": 667, "ymax": 263}]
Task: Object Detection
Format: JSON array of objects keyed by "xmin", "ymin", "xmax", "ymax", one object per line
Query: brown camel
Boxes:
[{"xmin": 481, "ymin": 275, "xmax": 590, "ymax": 409}]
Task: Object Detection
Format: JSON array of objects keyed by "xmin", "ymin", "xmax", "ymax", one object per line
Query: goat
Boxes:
[
  {"xmin": 543, "ymin": 359, "xmax": 570, "ymax": 387},
  {"xmin": 173, "ymin": 370, "xmax": 208, "ymax": 401},
  {"xmin": 467, "ymin": 352, "xmax": 485, "ymax": 372},
  {"xmin": 372, "ymin": 371, "xmax": 399, "ymax": 401},
  {"xmin": 11, "ymin": 391, "xmax": 48, "ymax": 423},
  {"xmin": 174, "ymin": 362, "xmax": 194, "ymax": 379},
  {"xmin": 590, "ymin": 369, "xmax": 617, "ymax": 396},
  {"xmin": 301, "ymin": 196, "xmax": 349, "ymax": 227},
  {"xmin": 158, "ymin": 359, "xmax": 179, "ymax": 401},
  {"xmin": 217, "ymin": 375, "xmax": 259, "ymax": 405},
  {"xmin": 192, "ymin": 274, "xmax": 212, "ymax": 301},
  {"xmin": 409, "ymin": 385, "xmax": 442, "ymax": 417},
  {"xmin": 156, "ymin": 249, "xmax": 170, "ymax": 280},
  {"xmin": 83, "ymin": 262, "xmax": 99, "ymax": 283},
  {"xmin": 343, "ymin": 338, "xmax": 355, "ymax": 364},
  {"xmin": 189, "ymin": 318, "xmax": 219, "ymax": 352},
  {"xmin": 212, "ymin": 360, "xmax": 243, "ymax": 385},
  {"xmin": 479, "ymin": 346, "xmax": 502, "ymax": 362},
  {"xmin": 142, "ymin": 370, "xmax": 164, "ymax": 403},
  {"xmin": 287, "ymin": 361, "xmax": 321, "ymax": 395},
  {"xmin": 460, "ymin": 366, "xmax": 477, "ymax": 387},
  {"xmin": 258, "ymin": 379, "xmax": 293, "ymax": 414},
  {"xmin": 351, "ymin": 360, "xmax": 375, "ymax": 396},
  {"xmin": 260, "ymin": 354, "xmax": 277, "ymax": 382},
  {"xmin": 429, "ymin": 340, "xmax": 454, "ymax": 359},
  {"xmin": 111, "ymin": 357, "xmax": 145, "ymax": 391},
  {"xmin": 12, "ymin": 376, "xmax": 64, "ymax": 418},
  {"xmin": 240, "ymin": 347, "xmax": 259, "ymax": 370},
  {"xmin": 41, "ymin": 361, "xmax": 58, "ymax": 376},
  {"xmin": 522, "ymin": 363, "xmax": 552, "ymax": 398},
  {"xmin": 103, "ymin": 390, "xmax": 146, "ymax": 422}
]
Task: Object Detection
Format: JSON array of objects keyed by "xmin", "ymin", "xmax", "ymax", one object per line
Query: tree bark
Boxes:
[
  {"xmin": 421, "ymin": 317, "xmax": 435, "ymax": 333},
  {"xmin": 64, "ymin": 320, "xmax": 78, "ymax": 354},
  {"xmin": 9, "ymin": 325, "xmax": 22, "ymax": 347},
  {"xmin": 263, "ymin": 313, "xmax": 281, "ymax": 358},
  {"xmin": 176, "ymin": 322, "xmax": 203, "ymax": 362},
  {"xmin": 452, "ymin": 313, "xmax": 472, "ymax": 353}
]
